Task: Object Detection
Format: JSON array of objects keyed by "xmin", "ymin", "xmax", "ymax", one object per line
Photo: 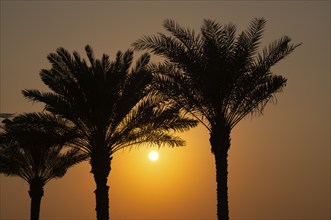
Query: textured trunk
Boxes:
[
  {"xmin": 29, "ymin": 180, "xmax": 44, "ymax": 220},
  {"xmin": 91, "ymin": 143, "xmax": 111, "ymax": 220},
  {"xmin": 210, "ymin": 124, "xmax": 231, "ymax": 220}
]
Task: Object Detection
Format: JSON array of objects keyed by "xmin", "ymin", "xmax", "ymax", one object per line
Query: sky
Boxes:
[{"xmin": 0, "ymin": 1, "xmax": 330, "ymax": 220}]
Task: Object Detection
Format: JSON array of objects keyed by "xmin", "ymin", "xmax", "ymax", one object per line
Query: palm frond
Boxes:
[
  {"xmin": 22, "ymin": 90, "xmax": 82, "ymax": 125},
  {"xmin": 252, "ymin": 36, "xmax": 302, "ymax": 74},
  {"xmin": 163, "ymin": 19, "xmax": 200, "ymax": 52},
  {"xmin": 133, "ymin": 53, "xmax": 150, "ymax": 72},
  {"xmin": 112, "ymin": 131, "xmax": 186, "ymax": 154},
  {"xmin": 85, "ymin": 45, "xmax": 96, "ymax": 68},
  {"xmin": 44, "ymin": 147, "xmax": 88, "ymax": 181},
  {"xmin": 133, "ymin": 32, "xmax": 189, "ymax": 66}
]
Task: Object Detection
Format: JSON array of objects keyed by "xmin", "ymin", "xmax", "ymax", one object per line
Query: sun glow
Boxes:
[{"xmin": 148, "ymin": 150, "xmax": 159, "ymax": 161}]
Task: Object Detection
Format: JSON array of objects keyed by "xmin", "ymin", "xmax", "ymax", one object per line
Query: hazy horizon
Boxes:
[{"xmin": 1, "ymin": 1, "xmax": 330, "ymax": 220}]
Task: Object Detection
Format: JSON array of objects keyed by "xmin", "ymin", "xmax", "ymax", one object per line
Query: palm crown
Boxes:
[
  {"xmin": 0, "ymin": 113, "xmax": 87, "ymax": 184},
  {"xmin": 133, "ymin": 18, "xmax": 301, "ymax": 131},
  {"xmin": 23, "ymin": 45, "xmax": 197, "ymax": 156}
]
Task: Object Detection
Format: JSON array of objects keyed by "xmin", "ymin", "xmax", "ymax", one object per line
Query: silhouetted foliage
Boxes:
[
  {"xmin": 0, "ymin": 113, "xmax": 87, "ymax": 220},
  {"xmin": 22, "ymin": 45, "xmax": 198, "ymax": 220},
  {"xmin": 133, "ymin": 17, "xmax": 301, "ymax": 220}
]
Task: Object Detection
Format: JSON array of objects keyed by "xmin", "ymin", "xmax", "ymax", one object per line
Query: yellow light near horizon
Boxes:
[{"xmin": 148, "ymin": 150, "xmax": 159, "ymax": 161}]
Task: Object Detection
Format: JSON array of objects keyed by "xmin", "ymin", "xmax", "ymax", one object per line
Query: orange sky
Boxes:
[{"xmin": 1, "ymin": 1, "xmax": 330, "ymax": 219}]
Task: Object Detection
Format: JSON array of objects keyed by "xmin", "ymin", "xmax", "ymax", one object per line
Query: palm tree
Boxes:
[
  {"xmin": 22, "ymin": 45, "xmax": 198, "ymax": 220},
  {"xmin": 0, "ymin": 113, "xmax": 87, "ymax": 220},
  {"xmin": 133, "ymin": 18, "xmax": 301, "ymax": 219}
]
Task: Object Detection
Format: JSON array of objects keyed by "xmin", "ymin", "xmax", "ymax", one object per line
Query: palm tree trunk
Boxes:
[
  {"xmin": 29, "ymin": 180, "xmax": 44, "ymax": 220},
  {"xmin": 91, "ymin": 147, "xmax": 112, "ymax": 220},
  {"xmin": 210, "ymin": 125, "xmax": 231, "ymax": 220}
]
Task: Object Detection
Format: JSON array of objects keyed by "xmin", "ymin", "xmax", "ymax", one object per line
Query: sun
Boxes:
[{"xmin": 148, "ymin": 150, "xmax": 159, "ymax": 161}]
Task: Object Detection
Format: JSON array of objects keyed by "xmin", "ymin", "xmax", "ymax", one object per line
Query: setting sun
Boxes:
[{"xmin": 148, "ymin": 150, "xmax": 159, "ymax": 161}]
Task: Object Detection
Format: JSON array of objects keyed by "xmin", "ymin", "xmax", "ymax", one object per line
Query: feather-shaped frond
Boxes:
[
  {"xmin": 133, "ymin": 31, "xmax": 201, "ymax": 73},
  {"xmin": 110, "ymin": 97, "xmax": 196, "ymax": 153},
  {"xmin": 252, "ymin": 36, "xmax": 302, "ymax": 74},
  {"xmin": 85, "ymin": 45, "xmax": 96, "ymax": 68},
  {"xmin": 233, "ymin": 18, "xmax": 266, "ymax": 63},
  {"xmin": 133, "ymin": 53, "xmax": 150, "ymax": 73},
  {"xmin": 22, "ymin": 90, "xmax": 82, "ymax": 125},
  {"xmin": 108, "ymin": 91, "xmax": 197, "ymax": 153},
  {"xmin": 112, "ymin": 131, "xmax": 186, "ymax": 153},
  {"xmin": 43, "ymin": 147, "xmax": 88, "ymax": 182},
  {"xmin": 163, "ymin": 19, "xmax": 200, "ymax": 52}
]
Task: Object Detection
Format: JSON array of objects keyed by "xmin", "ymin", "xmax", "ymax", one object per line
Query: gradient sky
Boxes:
[{"xmin": 0, "ymin": 1, "xmax": 330, "ymax": 220}]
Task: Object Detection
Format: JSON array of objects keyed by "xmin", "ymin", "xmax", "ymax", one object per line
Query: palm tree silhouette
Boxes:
[
  {"xmin": 0, "ymin": 113, "xmax": 87, "ymax": 220},
  {"xmin": 22, "ymin": 45, "xmax": 198, "ymax": 220},
  {"xmin": 133, "ymin": 18, "xmax": 301, "ymax": 220}
]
